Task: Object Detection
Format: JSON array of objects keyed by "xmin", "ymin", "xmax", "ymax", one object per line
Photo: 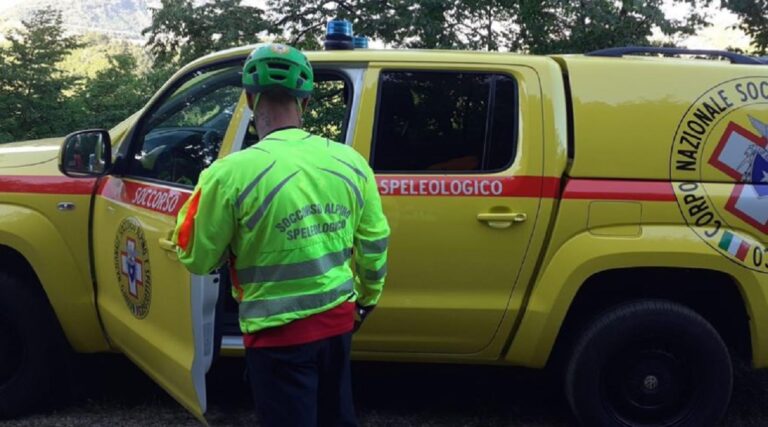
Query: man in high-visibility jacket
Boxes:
[{"xmin": 173, "ymin": 43, "xmax": 389, "ymax": 427}]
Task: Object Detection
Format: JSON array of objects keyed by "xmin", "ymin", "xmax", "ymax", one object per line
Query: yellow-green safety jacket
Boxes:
[{"xmin": 173, "ymin": 128, "xmax": 390, "ymax": 334}]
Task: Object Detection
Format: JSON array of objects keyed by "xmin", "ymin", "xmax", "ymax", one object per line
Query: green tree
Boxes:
[
  {"xmin": 267, "ymin": 0, "xmax": 710, "ymax": 53},
  {"xmin": 60, "ymin": 33, "xmax": 153, "ymax": 79},
  {"xmin": 723, "ymin": 0, "xmax": 768, "ymax": 54},
  {"xmin": 524, "ymin": 0, "xmax": 710, "ymax": 53},
  {"xmin": 265, "ymin": 0, "xmax": 461, "ymax": 49},
  {"xmin": 432, "ymin": 0, "xmax": 710, "ymax": 52},
  {"xmin": 143, "ymin": 0, "xmax": 269, "ymax": 66},
  {"xmin": 74, "ymin": 53, "xmax": 152, "ymax": 129},
  {"xmin": 0, "ymin": 7, "xmax": 83, "ymax": 143}
]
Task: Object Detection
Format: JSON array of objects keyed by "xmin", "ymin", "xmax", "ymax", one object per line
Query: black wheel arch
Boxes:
[
  {"xmin": 0, "ymin": 244, "xmax": 70, "ymax": 349},
  {"xmin": 565, "ymin": 299, "xmax": 733, "ymax": 426},
  {"xmin": 0, "ymin": 245, "xmax": 74, "ymax": 418},
  {"xmin": 548, "ymin": 267, "xmax": 751, "ymax": 372}
]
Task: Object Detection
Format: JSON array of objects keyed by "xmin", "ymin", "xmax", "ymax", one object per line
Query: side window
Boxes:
[
  {"xmin": 242, "ymin": 70, "xmax": 352, "ymax": 148},
  {"xmin": 371, "ymin": 71, "xmax": 517, "ymax": 173},
  {"xmin": 129, "ymin": 65, "xmax": 242, "ymax": 186}
]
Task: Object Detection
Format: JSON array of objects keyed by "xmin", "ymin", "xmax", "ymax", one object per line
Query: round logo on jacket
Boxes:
[
  {"xmin": 113, "ymin": 218, "xmax": 152, "ymax": 318},
  {"xmin": 671, "ymin": 77, "xmax": 768, "ymax": 273}
]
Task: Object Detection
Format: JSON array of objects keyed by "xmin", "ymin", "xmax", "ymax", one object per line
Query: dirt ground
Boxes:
[{"xmin": 3, "ymin": 354, "xmax": 768, "ymax": 427}]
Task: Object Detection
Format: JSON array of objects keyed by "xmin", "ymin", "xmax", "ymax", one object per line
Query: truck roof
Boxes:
[{"xmin": 193, "ymin": 43, "xmax": 768, "ymax": 68}]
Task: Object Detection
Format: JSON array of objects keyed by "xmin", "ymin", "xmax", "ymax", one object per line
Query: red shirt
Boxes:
[{"xmin": 243, "ymin": 302, "xmax": 355, "ymax": 348}]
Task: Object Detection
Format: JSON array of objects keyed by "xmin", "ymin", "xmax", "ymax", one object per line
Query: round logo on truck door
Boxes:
[
  {"xmin": 113, "ymin": 218, "xmax": 153, "ymax": 318},
  {"xmin": 671, "ymin": 77, "xmax": 768, "ymax": 273}
]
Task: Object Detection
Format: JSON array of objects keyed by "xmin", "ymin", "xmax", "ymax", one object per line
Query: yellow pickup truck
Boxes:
[{"xmin": 0, "ymin": 45, "xmax": 766, "ymax": 426}]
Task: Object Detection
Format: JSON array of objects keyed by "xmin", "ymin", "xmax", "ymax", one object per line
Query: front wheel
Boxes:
[
  {"xmin": 565, "ymin": 300, "xmax": 732, "ymax": 427},
  {"xmin": 0, "ymin": 273, "xmax": 66, "ymax": 419}
]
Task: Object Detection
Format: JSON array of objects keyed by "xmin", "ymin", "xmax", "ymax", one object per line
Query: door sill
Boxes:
[{"xmin": 221, "ymin": 335, "xmax": 244, "ymax": 350}]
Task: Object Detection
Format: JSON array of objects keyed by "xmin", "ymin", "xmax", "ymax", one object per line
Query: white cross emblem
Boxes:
[
  {"xmin": 121, "ymin": 238, "xmax": 143, "ymax": 298},
  {"xmin": 710, "ymin": 116, "xmax": 768, "ymax": 233}
]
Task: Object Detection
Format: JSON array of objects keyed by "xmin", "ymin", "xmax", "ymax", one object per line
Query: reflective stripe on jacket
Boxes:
[{"xmin": 173, "ymin": 128, "xmax": 390, "ymax": 333}]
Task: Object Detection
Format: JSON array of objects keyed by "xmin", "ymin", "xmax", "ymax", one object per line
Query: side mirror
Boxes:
[{"xmin": 59, "ymin": 129, "xmax": 112, "ymax": 177}]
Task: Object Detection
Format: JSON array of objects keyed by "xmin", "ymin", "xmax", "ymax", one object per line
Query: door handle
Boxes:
[
  {"xmin": 477, "ymin": 212, "xmax": 527, "ymax": 229},
  {"xmin": 158, "ymin": 238, "xmax": 178, "ymax": 253}
]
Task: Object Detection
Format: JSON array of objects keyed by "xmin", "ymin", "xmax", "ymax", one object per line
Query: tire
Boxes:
[
  {"xmin": 0, "ymin": 272, "xmax": 66, "ymax": 419},
  {"xmin": 565, "ymin": 300, "xmax": 732, "ymax": 427}
]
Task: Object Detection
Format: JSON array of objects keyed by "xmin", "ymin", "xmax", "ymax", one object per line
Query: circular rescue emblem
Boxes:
[
  {"xmin": 270, "ymin": 44, "xmax": 289, "ymax": 55},
  {"xmin": 113, "ymin": 218, "xmax": 152, "ymax": 318},
  {"xmin": 670, "ymin": 77, "xmax": 768, "ymax": 273}
]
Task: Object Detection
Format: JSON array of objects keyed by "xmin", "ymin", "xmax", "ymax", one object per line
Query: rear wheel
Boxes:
[
  {"xmin": 0, "ymin": 314, "xmax": 24, "ymax": 388},
  {"xmin": 565, "ymin": 300, "xmax": 732, "ymax": 427},
  {"xmin": 0, "ymin": 273, "xmax": 66, "ymax": 419}
]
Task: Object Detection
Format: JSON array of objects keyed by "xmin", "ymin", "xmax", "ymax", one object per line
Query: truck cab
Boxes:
[
  {"xmin": 0, "ymin": 46, "xmax": 766, "ymax": 426},
  {"xmin": 56, "ymin": 49, "xmax": 566, "ymax": 420}
]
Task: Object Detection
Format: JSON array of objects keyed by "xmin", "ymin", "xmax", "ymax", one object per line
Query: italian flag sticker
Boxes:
[{"xmin": 719, "ymin": 231, "xmax": 751, "ymax": 261}]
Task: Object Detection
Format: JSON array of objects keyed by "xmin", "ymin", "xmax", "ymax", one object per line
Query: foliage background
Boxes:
[{"xmin": 0, "ymin": 0, "xmax": 765, "ymax": 143}]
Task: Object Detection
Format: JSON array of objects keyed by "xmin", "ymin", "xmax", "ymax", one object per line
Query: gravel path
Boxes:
[{"xmin": 3, "ymin": 354, "xmax": 768, "ymax": 426}]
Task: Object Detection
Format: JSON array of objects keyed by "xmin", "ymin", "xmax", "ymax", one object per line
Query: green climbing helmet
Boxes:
[{"xmin": 242, "ymin": 43, "xmax": 314, "ymax": 98}]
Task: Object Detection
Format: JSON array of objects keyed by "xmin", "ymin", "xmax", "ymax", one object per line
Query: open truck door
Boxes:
[{"xmin": 88, "ymin": 60, "xmax": 249, "ymax": 420}]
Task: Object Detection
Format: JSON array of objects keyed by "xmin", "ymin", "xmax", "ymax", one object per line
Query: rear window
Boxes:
[{"xmin": 371, "ymin": 71, "xmax": 518, "ymax": 173}]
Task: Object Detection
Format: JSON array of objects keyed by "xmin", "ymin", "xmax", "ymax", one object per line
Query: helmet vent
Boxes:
[{"xmin": 268, "ymin": 62, "xmax": 290, "ymax": 71}]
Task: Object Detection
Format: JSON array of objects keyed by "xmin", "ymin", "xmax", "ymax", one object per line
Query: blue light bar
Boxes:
[
  {"xmin": 324, "ymin": 19, "xmax": 354, "ymax": 50},
  {"xmin": 353, "ymin": 36, "xmax": 368, "ymax": 49},
  {"xmin": 326, "ymin": 19, "xmax": 353, "ymax": 40}
]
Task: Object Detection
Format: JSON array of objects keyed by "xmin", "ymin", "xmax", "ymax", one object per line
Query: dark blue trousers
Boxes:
[{"xmin": 246, "ymin": 332, "xmax": 358, "ymax": 427}]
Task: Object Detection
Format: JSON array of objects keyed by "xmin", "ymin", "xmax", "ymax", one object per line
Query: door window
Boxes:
[
  {"xmin": 305, "ymin": 72, "xmax": 352, "ymax": 142},
  {"xmin": 371, "ymin": 71, "xmax": 517, "ymax": 173},
  {"xmin": 128, "ymin": 65, "xmax": 243, "ymax": 186}
]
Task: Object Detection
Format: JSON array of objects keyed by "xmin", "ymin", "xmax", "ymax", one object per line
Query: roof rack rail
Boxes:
[{"xmin": 586, "ymin": 46, "xmax": 764, "ymax": 65}]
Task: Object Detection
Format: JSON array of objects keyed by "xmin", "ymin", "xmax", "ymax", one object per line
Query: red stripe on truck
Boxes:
[
  {"xmin": 376, "ymin": 176, "xmax": 561, "ymax": 198},
  {"xmin": 562, "ymin": 179, "xmax": 676, "ymax": 202},
  {"xmin": 0, "ymin": 175, "xmax": 95, "ymax": 195},
  {"xmin": 0, "ymin": 175, "xmax": 678, "ymax": 205},
  {"xmin": 98, "ymin": 177, "xmax": 192, "ymax": 217}
]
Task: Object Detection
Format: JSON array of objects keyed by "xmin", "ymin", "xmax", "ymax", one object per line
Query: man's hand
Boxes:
[{"xmin": 354, "ymin": 304, "xmax": 375, "ymax": 333}]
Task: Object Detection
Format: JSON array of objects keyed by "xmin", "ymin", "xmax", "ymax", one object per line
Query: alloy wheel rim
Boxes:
[{"xmin": 602, "ymin": 342, "xmax": 698, "ymax": 426}]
